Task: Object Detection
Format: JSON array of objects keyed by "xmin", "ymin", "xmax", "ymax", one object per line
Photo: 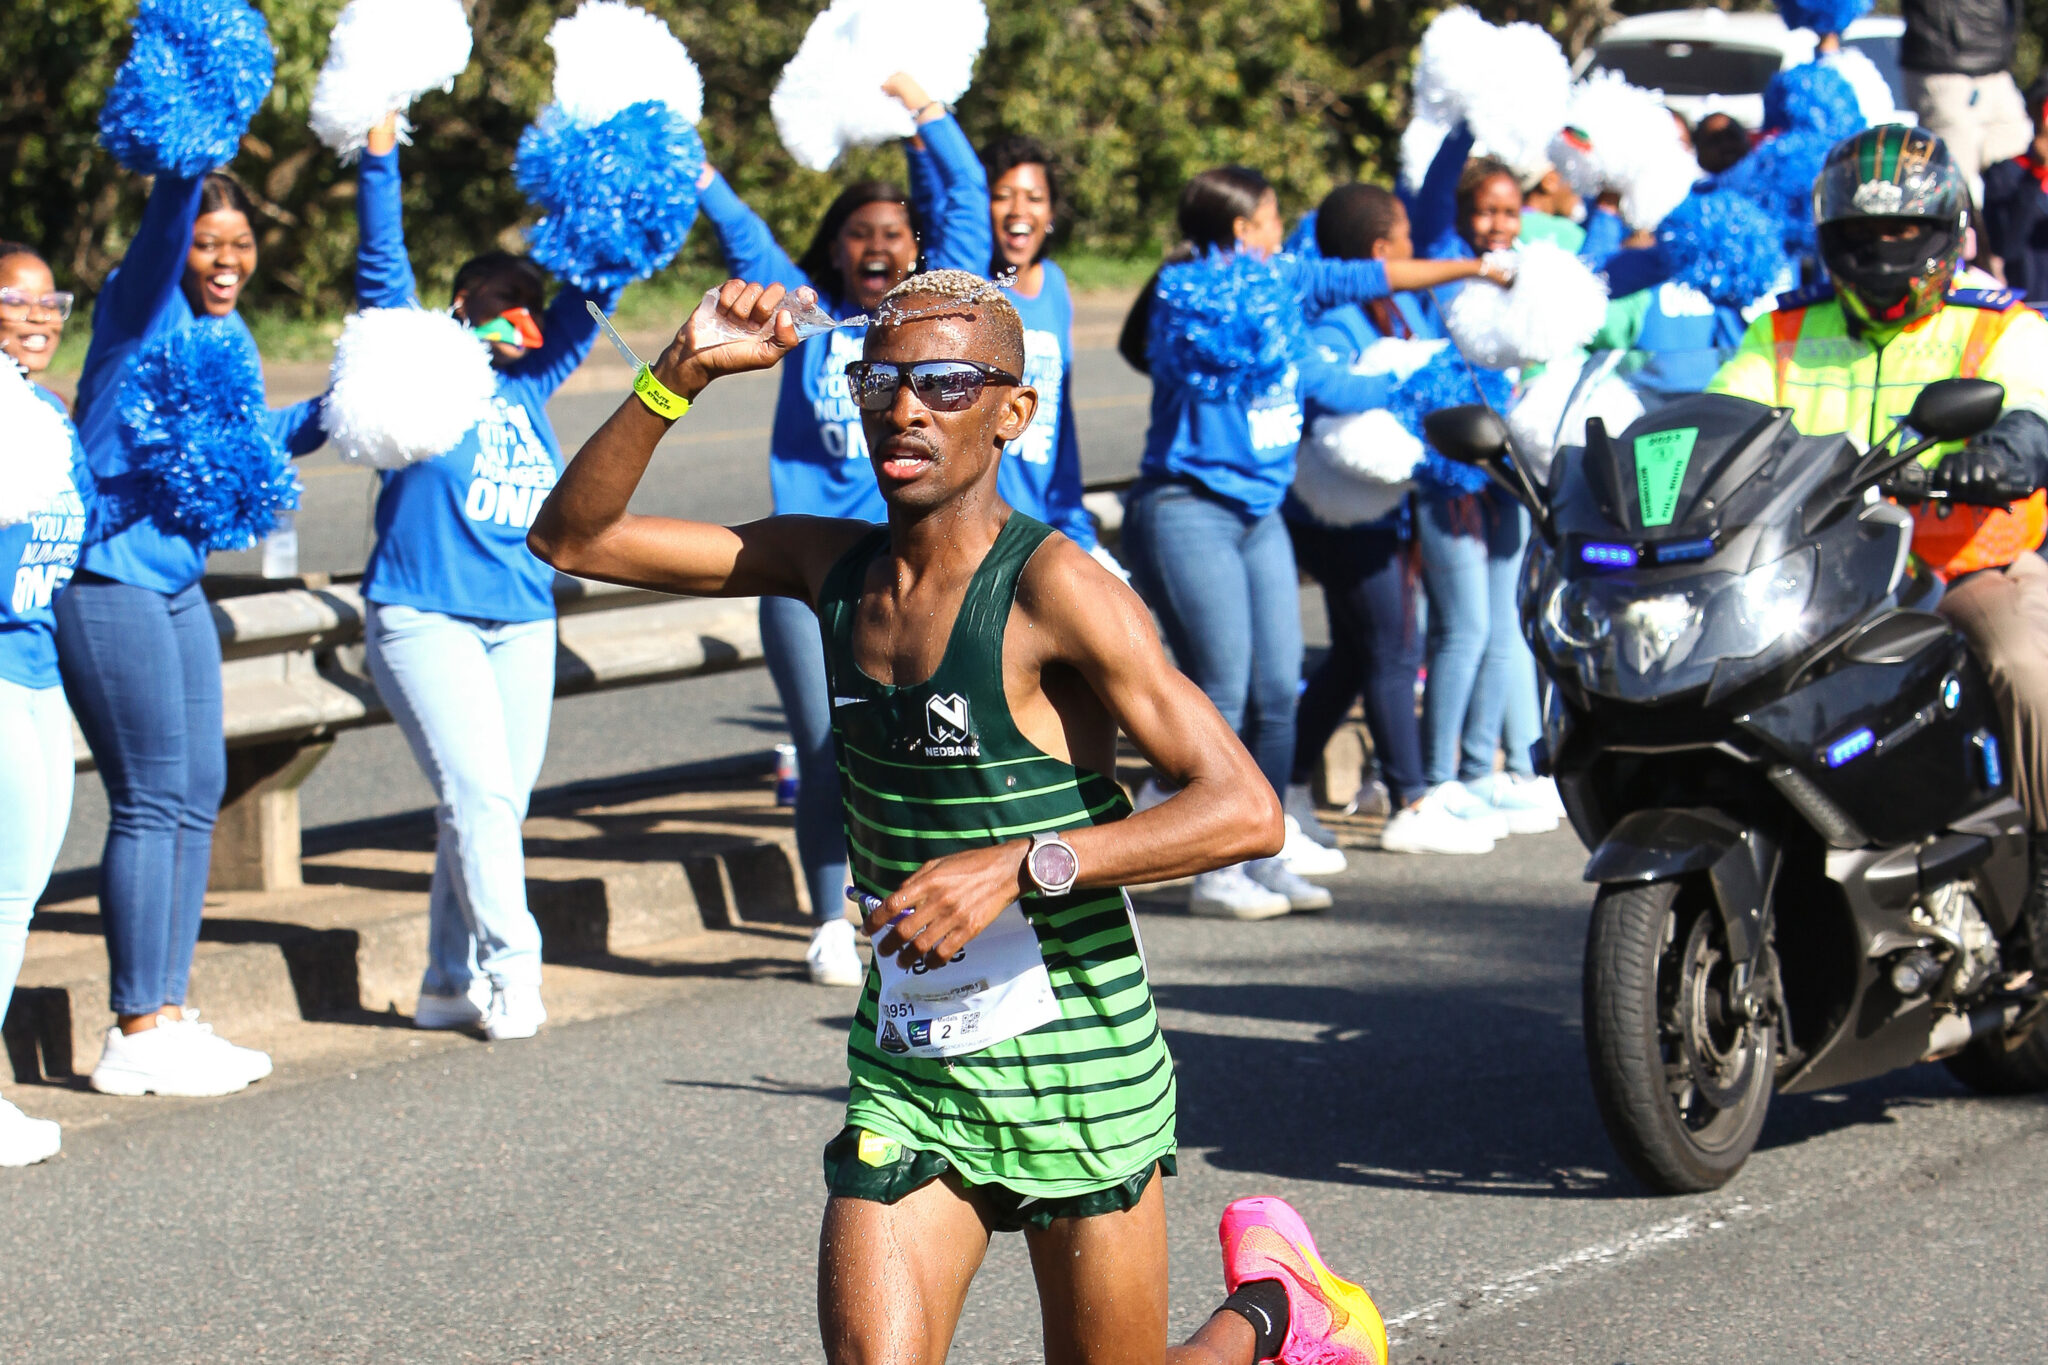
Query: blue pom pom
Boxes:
[
  {"xmin": 516, "ymin": 102, "xmax": 706, "ymax": 295},
  {"xmin": 1776, "ymin": 0, "xmax": 1870, "ymax": 35},
  {"xmin": 1285, "ymin": 211, "xmax": 1320, "ymax": 260},
  {"xmin": 1147, "ymin": 249, "xmax": 1308, "ymax": 405},
  {"xmin": 1658, "ymin": 190, "xmax": 1792, "ymax": 308},
  {"xmin": 1762, "ymin": 62, "xmax": 1865, "ymax": 139},
  {"xmin": 1388, "ymin": 349, "xmax": 1512, "ymax": 497},
  {"xmin": 98, "ymin": 0, "xmax": 275, "ymax": 178},
  {"xmin": 119, "ymin": 319, "xmax": 296, "ymax": 552}
]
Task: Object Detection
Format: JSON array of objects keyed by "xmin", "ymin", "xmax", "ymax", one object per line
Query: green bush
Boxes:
[{"xmin": 7, "ymin": 0, "xmax": 1976, "ymax": 324}]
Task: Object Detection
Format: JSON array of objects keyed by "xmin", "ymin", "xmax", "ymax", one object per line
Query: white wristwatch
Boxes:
[{"xmin": 1023, "ymin": 831, "xmax": 1080, "ymax": 897}]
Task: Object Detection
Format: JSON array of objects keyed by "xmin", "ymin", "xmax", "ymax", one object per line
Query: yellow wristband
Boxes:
[{"xmin": 633, "ymin": 364, "xmax": 691, "ymax": 420}]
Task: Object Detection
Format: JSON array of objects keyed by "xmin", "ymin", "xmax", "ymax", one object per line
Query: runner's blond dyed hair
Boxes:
[{"xmin": 875, "ymin": 269, "xmax": 1025, "ymax": 373}]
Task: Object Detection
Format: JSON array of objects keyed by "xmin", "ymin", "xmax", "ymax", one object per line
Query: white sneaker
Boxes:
[
  {"xmin": 164, "ymin": 1010, "xmax": 272, "ymax": 1087},
  {"xmin": 0, "ymin": 1096, "xmax": 61, "ymax": 1167},
  {"xmin": 90, "ymin": 1020, "xmax": 251, "ymax": 1098},
  {"xmin": 483, "ymin": 984, "xmax": 547, "ymax": 1041},
  {"xmin": 1381, "ymin": 792, "xmax": 1497, "ymax": 854},
  {"xmin": 1134, "ymin": 777, "xmax": 1173, "ymax": 813},
  {"xmin": 1466, "ymin": 773, "xmax": 1562, "ymax": 835},
  {"xmin": 1247, "ymin": 856, "xmax": 1334, "ymax": 911},
  {"xmin": 414, "ymin": 979, "xmax": 492, "ymax": 1030},
  {"xmin": 806, "ymin": 917, "xmax": 866, "ymax": 987},
  {"xmin": 1429, "ymin": 781, "xmax": 1512, "ymax": 841},
  {"xmin": 1279, "ymin": 815, "xmax": 1348, "ymax": 878},
  {"xmin": 1189, "ymin": 864, "xmax": 1292, "ymax": 920}
]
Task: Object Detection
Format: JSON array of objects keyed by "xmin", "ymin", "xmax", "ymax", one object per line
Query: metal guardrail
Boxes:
[{"xmin": 66, "ymin": 480, "xmax": 1134, "ymax": 892}]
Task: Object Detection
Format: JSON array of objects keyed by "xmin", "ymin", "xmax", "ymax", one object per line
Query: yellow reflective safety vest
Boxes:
[{"xmin": 1706, "ymin": 285, "xmax": 2048, "ymax": 578}]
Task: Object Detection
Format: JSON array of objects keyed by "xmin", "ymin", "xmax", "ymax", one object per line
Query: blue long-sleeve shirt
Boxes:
[
  {"xmin": 353, "ymin": 146, "xmax": 617, "ymax": 622},
  {"xmin": 998, "ymin": 260, "xmax": 1096, "ymax": 548},
  {"xmin": 696, "ymin": 112, "xmax": 992, "ymax": 521},
  {"xmin": 1138, "ymin": 257, "xmax": 1401, "ymax": 519},
  {"xmin": 0, "ymin": 384, "xmax": 93, "ymax": 689},
  {"xmin": 1402, "ymin": 124, "xmax": 1474, "ymax": 266},
  {"xmin": 74, "ymin": 173, "xmax": 327, "ymax": 593}
]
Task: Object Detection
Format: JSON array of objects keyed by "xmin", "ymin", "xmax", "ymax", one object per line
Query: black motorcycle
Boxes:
[{"xmin": 1426, "ymin": 380, "xmax": 2048, "ymax": 1194}]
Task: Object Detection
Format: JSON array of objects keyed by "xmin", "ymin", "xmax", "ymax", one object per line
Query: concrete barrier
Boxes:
[{"xmin": 63, "ymin": 480, "xmax": 1132, "ymax": 893}]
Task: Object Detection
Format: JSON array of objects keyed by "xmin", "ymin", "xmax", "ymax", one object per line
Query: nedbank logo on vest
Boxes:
[{"xmin": 923, "ymin": 692, "xmax": 979, "ymax": 758}]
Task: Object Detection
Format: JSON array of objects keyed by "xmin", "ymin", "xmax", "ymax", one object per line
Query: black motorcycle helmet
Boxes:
[{"xmin": 1813, "ymin": 126, "xmax": 1967, "ymax": 332}]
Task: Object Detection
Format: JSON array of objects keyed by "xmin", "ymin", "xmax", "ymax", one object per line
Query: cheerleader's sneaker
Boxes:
[
  {"xmin": 483, "ymin": 985, "xmax": 547, "ymax": 1041},
  {"xmin": 1190, "ymin": 865, "xmax": 1291, "ymax": 920},
  {"xmin": 90, "ymin": 1019, "xmax": 251, "ymax": 1098},
  {"xmin": 0, "ymin": 1097, "xmax": 61, "ymax": 1167},
  {"xmin": 1465, "ymin": 773, "xmax": 1562, "ymax": 835},
  {"xmin": 1380, "ymin": 792, "xmax": 1496, "ymax": 855},
  {"xmin": 1219, "ymin": 1195, "xmax": 1387, "ymax": 1365},
  {"xmin": 806, "ymin": 917, "xmax": 866, "ymax": 988},
  {"xmin": 1248, "ymin": 857, "xmax": 1334, "ymax": 911},
  {"xmin": 1428, "ymin": 781, "xmax": 1511, "ymax": 842},
  {"xmin": 1279, "ymin": 816, "xmax": 1347, "ymax": 878},
  {"xmin": 414, "ymin": 979, "xmax": 491, "ymax": 1030}
]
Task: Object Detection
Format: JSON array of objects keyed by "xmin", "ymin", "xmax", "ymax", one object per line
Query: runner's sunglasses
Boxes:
[
  {"xmin": 843, "ymin": 359, "xmax": 1021, "ymax": 413},
  {"xmin": 0, "ymin": 288, "xmax": 73, "ymax": 321}
]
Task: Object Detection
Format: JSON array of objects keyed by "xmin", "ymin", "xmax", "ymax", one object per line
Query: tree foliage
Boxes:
[{"xmin": 5, "ymin": 0, "xmax": 1986, "ymax": 319}]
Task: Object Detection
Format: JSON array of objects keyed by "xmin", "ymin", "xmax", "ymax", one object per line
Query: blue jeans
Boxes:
[
  {"xmin": 55, "ymin": 573, "xmax": 225, "ymax": 1017},
  {"xmin": 1122, "ymin": 482, "xmax": 1302, "ymax": 795},
  {"xmin": 367, "ymin": 604, "xmax": 556, "ymax": 993},
  {"xmin": 0, "ymin": 678, "xmax": 73, "ymax": 1023},
  {"xmin": 760, "ymin": 594, "xmax": 847, "ymax": 924},
  {"xmin": 1287, "ymin": 517, "xmax": 1427, "ymax": 809},
  {"xmin": 1417, "ymin": 490, "xmax": 1540, "ymax": 785}
]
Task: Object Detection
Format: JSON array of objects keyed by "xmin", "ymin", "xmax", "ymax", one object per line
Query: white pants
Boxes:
[
  {"xmin": 366, "ymin": 604, "xmax": 556, "ymax": 994},
  {"xmin": 1905, "ymin": 69, "xmax": 2033, "ymax": 203},
  {"xmin": 0, "ymin": 679, "xmax": 74, "ymax": 1022}
]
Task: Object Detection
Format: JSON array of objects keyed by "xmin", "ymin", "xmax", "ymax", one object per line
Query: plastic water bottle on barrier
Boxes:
[{"xmin": 775, "ymin": 743, "xmax": 800, "ymax": 807}]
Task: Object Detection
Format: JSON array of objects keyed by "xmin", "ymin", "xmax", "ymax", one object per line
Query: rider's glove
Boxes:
[
  {"xmin": 1881, "ymin": 459, "xmax": 1932, "ymax": 501},
  {"xmin": 1929, "ymin": 436, "xmax": 2043, "ymax": 508}
]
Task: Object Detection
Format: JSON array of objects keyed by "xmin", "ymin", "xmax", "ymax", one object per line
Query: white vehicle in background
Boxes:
[{"xmin": 1575, "ymin": 8, "xmax": 1908, "ymax": 130}]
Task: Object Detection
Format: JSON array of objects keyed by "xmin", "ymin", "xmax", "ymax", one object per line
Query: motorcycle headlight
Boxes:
[{"xmin": 1541, "ymin": 547, "xmax": 1817, "ymax": 699}]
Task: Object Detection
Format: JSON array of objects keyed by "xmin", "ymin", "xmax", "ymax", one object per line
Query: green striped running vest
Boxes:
[{"xmin": 818, "ymin": 513, "xmax": 1177, "ymax": 1197}]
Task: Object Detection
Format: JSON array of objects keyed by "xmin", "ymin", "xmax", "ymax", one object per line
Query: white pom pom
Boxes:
[
  {"xmin": 1412, "ymin": 9, "xmax": 1572, "ymax": 182},
  {"xmin": 1354, "ymin": 336, "xmax": 1449, "ymax": 383},
  {"xmin": 322, "ymin": 309, "xmax": 498, "ymax": 469},
  {"xmin": 547, "ymin": 0, "xmax": 702, "ymax": 126},
  {"xmin": 309, "ymin": 0, "xmax": 473, "ymax": 160},
  {"xmin": 1446, "ymin": 241, "xmax": 1609, "ymax": 370},
  {"xmin": 771, "ymin": 0, "xmax": 989, "ymax": 172},
  {"xmin": 0, "ymin": 364, "xmax": 76, "ymax": 528},
  {"xmin": 1820, "ymin": 48, "xmax": 1899, "ymax": 126},
  {"xmin": 1508, "ymin": 360, "xmax": 1645, "ymax": 483},
  {"xmin": 1551, "ymin": 70, "xmax": 1701, "ymax": 230},
  {"xmin": 1293, "ymin": 409, "xmax": 1424, "ymax": 528}
]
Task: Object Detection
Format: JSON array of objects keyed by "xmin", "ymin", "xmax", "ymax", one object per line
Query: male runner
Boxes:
[{"xmin": 529, "ymin": 272, "xmax": 1388, "ymax": 1364}]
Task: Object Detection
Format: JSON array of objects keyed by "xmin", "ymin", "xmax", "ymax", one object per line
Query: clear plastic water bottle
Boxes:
[
  {"xmin": 774, "ymin": 743, "xmax": 800, "ymax": 807},
  {"xmin": 261, "ymin": 511, "xmax": 299, "ymax": 579}
]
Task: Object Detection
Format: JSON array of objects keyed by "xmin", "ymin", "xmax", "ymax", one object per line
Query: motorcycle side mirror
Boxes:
[
  {"xmin": 1856, "ymin": 378, "xmax": 2009, "ymax": 491},
  {"xmin": 1423, "ymin": 404, "xmax": 1552, "ymax": 533}
]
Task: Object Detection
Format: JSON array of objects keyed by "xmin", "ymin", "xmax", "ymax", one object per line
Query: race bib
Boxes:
[{"xmin": 872, "ymin": 901, "xmax": 1058, "ymax": 1059}]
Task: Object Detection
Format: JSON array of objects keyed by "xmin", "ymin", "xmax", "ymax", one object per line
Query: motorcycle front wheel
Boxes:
[{"xmin": 1584, "ymin": 878, "xmax": 1776, "ymax": 1194}]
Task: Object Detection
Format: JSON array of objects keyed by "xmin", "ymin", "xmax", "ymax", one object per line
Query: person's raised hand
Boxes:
[
  {"xmin": 651, "ymin": 279, "xmax": 802, "ymax": 401},
  {"xmin": 882, "ymin": 71, "xmax": 938, "ymax": 121},
  {"xmin": 366, "ymin": 111, "xmax": 402, "ymax": 157},
  {"xmin": 697, "ymin": 163, "xmax": 716, "ymax": 191}
]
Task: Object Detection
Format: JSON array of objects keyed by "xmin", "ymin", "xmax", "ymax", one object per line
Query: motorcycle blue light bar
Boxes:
[
  {"xmin": 1653, "ymin": 537, "xmax": 1716, "ymax": 564},
  {"xmin": 1580, "ymin": 542, "xmax": 1638, "ymax": 568},
  {"xmin": 1825, "ymin": 728, "xmax": 1875, "ymax": 767},
  {"xmin": 1977, "ymin": 730, "xmax": 2003, "ymax": 788}
]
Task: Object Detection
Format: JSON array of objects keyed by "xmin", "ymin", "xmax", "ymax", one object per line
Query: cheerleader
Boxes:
[
  {"xmin": 61, "ymin": 0, "xmax": 320, "ymax": 1098},
  {"xmin": 693, "ymin": 72, "xmax": 990, "ymax": 988},
  {"xmin": 0, "ymin": 242, "xmax": 90, "ymax": 1163}
]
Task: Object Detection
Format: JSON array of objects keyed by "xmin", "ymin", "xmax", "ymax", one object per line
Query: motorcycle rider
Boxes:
[{"xmin": 1707, "ymin": 126, "xmax": 2048, "ymax": 833}]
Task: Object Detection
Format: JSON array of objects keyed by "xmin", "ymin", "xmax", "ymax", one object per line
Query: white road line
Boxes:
[{"xmin": 1383, "ymin": 1197, "xmax": 1774, "ymax": 1344}]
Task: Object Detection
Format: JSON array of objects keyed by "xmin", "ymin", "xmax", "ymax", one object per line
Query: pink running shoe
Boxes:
[{"xmin": 1218, "ymin": 1196, "xmax": 1387, "ymax": 1365}]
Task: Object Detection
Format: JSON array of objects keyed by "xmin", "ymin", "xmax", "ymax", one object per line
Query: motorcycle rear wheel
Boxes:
[{"xmin": 1585, "ymin": 879, "xmax": 1777, "ymax": 1194}]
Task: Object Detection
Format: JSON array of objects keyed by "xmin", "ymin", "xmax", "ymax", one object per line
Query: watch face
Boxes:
[{"xmin": 1031, "ymin": 842, "xmax": 1079, "ymax": 888}]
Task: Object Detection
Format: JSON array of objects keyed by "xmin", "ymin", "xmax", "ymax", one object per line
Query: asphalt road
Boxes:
[
  {"xmin": 8, "ymin": 831, "xmax": 2044, "ymax": 1363},
  {"xmin": 52, "ymin": 327, "xmax": 1161, "ymax": 876}
]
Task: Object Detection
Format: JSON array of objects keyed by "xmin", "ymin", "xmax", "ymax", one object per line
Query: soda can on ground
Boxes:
[{"xmin": 774, "ymin": 742, "xmax": 800, "ymax": 806}]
